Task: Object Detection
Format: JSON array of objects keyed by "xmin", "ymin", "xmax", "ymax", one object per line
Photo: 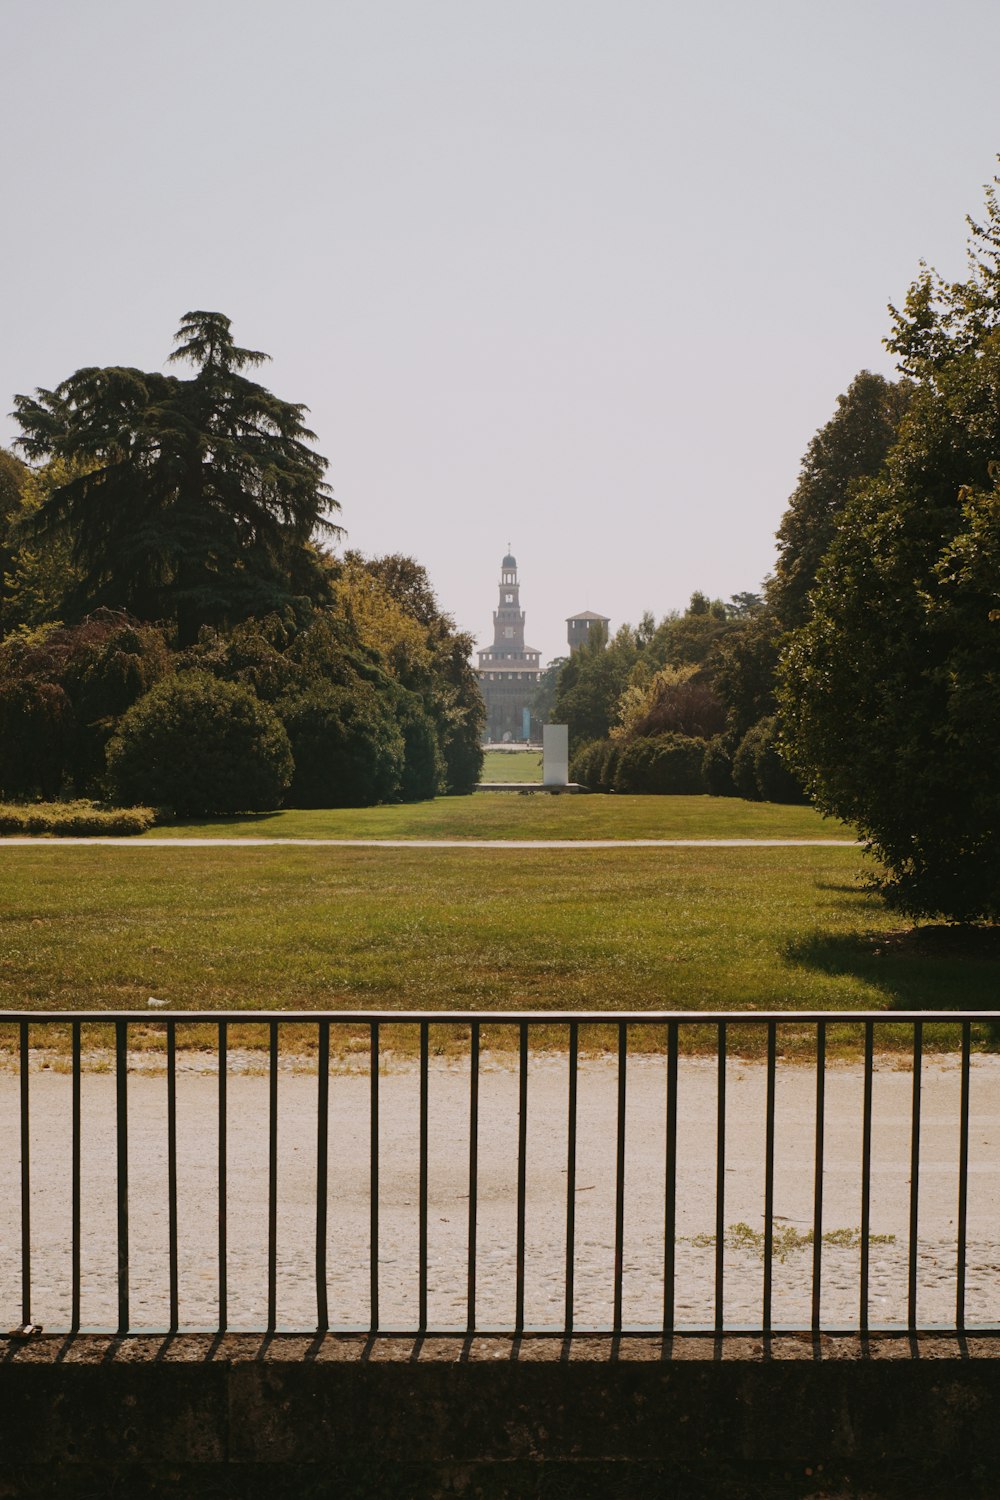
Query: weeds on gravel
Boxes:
[{"xmin": 686, "ymin": 1223, "xmax": 897, "ymax": 1262}]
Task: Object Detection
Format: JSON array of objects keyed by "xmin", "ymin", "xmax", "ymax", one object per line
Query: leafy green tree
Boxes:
[
  {"xmin": 341, "ymin": 552, "xmax": 484, "ymax": 794},
  {"xmin": 12, "ymin": 311, "xmax": 338, "ymax": 645},
  {"xmin": 780, "ymin": 175, "xmax": 1000, "ymax": 918},
  {"xmin": 769, "ymin": 371, "xmax": 913, "ymax": 630},
  {"xmin": 553, "ymin": 623, "xmax": 640, "ymax": 749},
  {"xmin": 531, "ymin": 657, "xmax": 567, "ymax": 726},
  {"xmin": 642, "ymin": 593, "xmax": 735, "ymax": 671}
]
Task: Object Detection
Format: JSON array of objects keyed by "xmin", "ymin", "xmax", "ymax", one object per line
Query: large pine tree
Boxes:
[{"xmin": 13, "ymin": 312, "xmax": 339, "ymax": 643}]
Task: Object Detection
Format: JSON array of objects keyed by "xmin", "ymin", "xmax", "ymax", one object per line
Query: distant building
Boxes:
[
  {"xmin": 476, "ymin": 551, "xmax": 542, "ymax": 742},
  {"xmin": 566, "ymin": 610, "xmax": 610, "ymax": 653}
]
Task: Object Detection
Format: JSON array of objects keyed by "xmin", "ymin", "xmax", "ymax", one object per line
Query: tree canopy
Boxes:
[
  {"xmin": 779, "ymin": 173, "xmax": 1000, "ymax": 920},
  {"xmin": 12, "ymin": 311, "xmax": 338, "ymax": 644}
]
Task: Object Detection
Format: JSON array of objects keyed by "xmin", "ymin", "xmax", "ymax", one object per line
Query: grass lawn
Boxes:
[
  {"xmin": 136, "ymin": 794, "xmax": 854, "ymax": 842},
  {"xmin": 480, "ymin": 748, "xmax": 542, "ymax": 782},
  {"xmin": 0, "ymin": 843, "xmax": 993, "ymax": 1057}
]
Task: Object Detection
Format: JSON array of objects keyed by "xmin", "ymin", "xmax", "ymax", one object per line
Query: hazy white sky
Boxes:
[{"xmin": 3, "ymin": 0, "xmax": 1000, "ymax": 661}]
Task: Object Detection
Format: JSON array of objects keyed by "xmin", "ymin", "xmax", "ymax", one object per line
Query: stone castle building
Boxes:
[
  {"xmin": 476, "ymin": 552, "xmax": 611, "ymax": 743},
  {"xmin": 566, "ymin": 609, "xmax": 610, "ymax": 652},
  {"xmin": 476, "ymin": 552, "xmax": 542, "ymax": 742}
]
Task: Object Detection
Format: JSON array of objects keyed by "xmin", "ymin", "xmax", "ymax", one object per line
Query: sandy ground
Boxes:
[{"xmin": 2, "ymin": 1050, "xmax": 997, "ymax": 1333}]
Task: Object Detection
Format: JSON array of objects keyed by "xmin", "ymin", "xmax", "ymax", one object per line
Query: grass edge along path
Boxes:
[{"xmin": 0, "ymin": 842, "xmax": 995, "ymax": 1060}]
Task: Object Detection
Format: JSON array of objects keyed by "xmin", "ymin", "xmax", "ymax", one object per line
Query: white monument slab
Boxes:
[{"xmin": 543, "ymin": 724, "xmax": 569, "ymax": 787}]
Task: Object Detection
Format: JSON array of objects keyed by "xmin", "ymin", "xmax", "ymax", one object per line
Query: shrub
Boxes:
[
  {"xmin": 0, "ymin": 678, "xmax": 74, "ymax": 800},
  {"xmin": 733, "ymin": 716, "xmax": 805, "ymax": 804},
  {"xmin": 569, "ymin": 739, "xmax": 607, "ymax": 790},
  {"xmin": 395, "ymin": 692, "xmax": 444, "ymax": 802},
  {"xmin": 569, "ymin": 739, "xmax": 621, "ymax": 793},
  {"xmin": 0, "ymin": 800, "xmax": 155, "ymax": 836},
  {"xmin": 613, "ymin": 734, "xmax": 706, "ymax": 795},
  {"xmin": 106, "ymin": 672, "xmax": 293, "ymax": 815},
  {"xmin": 702, "ymin": 736, "xmax": 736, "ymax": 796},
  {"xmin": 279, "ymin": 682, "xmax": 405, "ymax": 807}
]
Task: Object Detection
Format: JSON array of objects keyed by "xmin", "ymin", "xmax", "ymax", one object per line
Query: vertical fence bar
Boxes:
[
  {"xmin": 370, "ymin": 1020, "xmax": 380, "ymax": 1334},
  {"xmin": 715, "ymin": 1022, "xmax": 727, "ymax": 1334},
  {"xmin": 956, "ymin": 1019, "xmax": 971, "ymax": 1331},
  {"xmin": 267, "ymin": 1021, "xmax": 278, "ymax": 1333},
  {"xmin": 762, "ymin": 1021, "xmax": 776, "ymax": 1335},
  {"xmin": 663, "ymin": 1020, "xmax": 679, "ymax": 1334},
  {"xmin": 71, "ymin": 1021, "xmax": 81, "ymax": 1334},
  {"xmin": 419, "ymin": 1021, "xmax": 428, "ymax": 1333},
  {"xmin": 515, "ymin": 1022, "xmax": 528, "ymax": 1335},
  {"xmin": 613, "ymin": 1022, "xmax": 628, "ymax": 1334},
  {"xmin": 316, "ymin": 1020, "xmax": 330, "ymax": 1333},
  {"xmin": 908, "ymin": 1020, "xmax": 923, "ymax": 1331},
  {"xmin": 811, "ymin": 1021, "xmax": 826, "ymax": 1332},
  {"xmin": 19, "ymin": 1022, "xmax": 30, "ymax": 1328},
  {"xmin": 115, "ymin": 1020, "xmax": 130, "ymax": 1334},
  {"xmin": 218, "ymin": 1022, "xmax": 228, "ymax": 1332},
  {"xmin": 167, "ymin": 1021, "xmax": 178, "ymax": 1333},
  {"xmin": 565, "ymin": 1021, "xmax": 579, "ymax": 1334},
  {"xmin": 860, "ymin": 1020, "xmax": 874, "ymax": 1332},
  {"xmin": 467, "ymin": 1023, "xmax": 480, "ymax": 1334}
]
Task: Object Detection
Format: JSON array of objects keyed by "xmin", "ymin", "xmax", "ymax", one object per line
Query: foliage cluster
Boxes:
[
  {"xmin": 0, "ymin": 314, "xmax": 484, "ymax": 814},
  {"xmin": 0, "ymin": 800, "xmax": 155, "ymax": 836},
  {"xmin": 554, "ymin": 594, "xmax": 801, "ymax": 801},
  {"xmin": 777, "ymin": 173, "xmax": 1000, "ymax": 920}
]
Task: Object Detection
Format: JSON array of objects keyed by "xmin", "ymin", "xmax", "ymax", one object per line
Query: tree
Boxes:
[
  {"xmin": 769, "ymin": 371, "xmax": 913, "ymax": 630},
  {"xmin": 779, "ymin": 173, "xmax": 1000, "ymax": 919},
  {"xmin": 339, "ymin": 552, "xmax": 484, "ymax": 794},
  {"xmin": 553, "ymin": 623, "xmax": 639, "ymax": 749},
  {"xmin": 12, "ymin": 311, "xmax": 338, "ymax": 645}
]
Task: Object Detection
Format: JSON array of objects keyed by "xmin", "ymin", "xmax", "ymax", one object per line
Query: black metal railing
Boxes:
[{"xmin": 1, "ymin": 1010, "xmax": 995, "ymax": 1337}]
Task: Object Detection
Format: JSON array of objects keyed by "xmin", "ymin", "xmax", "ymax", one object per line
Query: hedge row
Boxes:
[
  {"xmin": 569, "ymin": 718, "xmax": 805, "ymax": 803},
  {"xmin": 0, "ymin": 801, "xmax": 156, "ymax": 836}
]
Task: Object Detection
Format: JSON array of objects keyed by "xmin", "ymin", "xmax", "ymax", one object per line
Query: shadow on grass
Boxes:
[
  {"xmin": 162, "ymin": 812, "xmax": 285, "ymax": 832},
  {"xmin": 786, "ymin": 925, "xmax": 1000, "ymax": 1016}
]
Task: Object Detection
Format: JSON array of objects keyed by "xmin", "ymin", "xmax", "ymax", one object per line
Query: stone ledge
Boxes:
[{"xmin": 2, "ymin": 1335, "xmax": 1000, "ymax": 1498}]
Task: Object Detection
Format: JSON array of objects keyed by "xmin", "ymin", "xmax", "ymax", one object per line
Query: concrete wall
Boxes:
[{"xmin": 2, "ymin": 1333, "xmax": 999, "ymax": 1497}]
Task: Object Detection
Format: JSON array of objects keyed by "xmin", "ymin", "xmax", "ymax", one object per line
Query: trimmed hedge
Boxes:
[
  {"xmin": 613, "ymin": 734, "xmax": 707, "ymax": 794},
  {"xmin": 0, "ymin": 801, "xmax": 155, "ymax": 836}
]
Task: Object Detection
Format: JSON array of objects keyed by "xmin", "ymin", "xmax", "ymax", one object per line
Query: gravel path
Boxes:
[{"xmin": 3, "ymin": 1052, "xmax": 995, "ymax": 1333}]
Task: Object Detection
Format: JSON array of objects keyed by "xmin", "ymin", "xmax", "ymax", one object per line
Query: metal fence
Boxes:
[{"xmin": 1, "ymin": 1010, "xmax": 996, "ymax": 1337}]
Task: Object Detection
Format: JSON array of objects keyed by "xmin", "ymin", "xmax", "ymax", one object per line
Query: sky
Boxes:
[{"xmin": 3, "ymin": 0, "xmax": 1000, "ymax": 663}]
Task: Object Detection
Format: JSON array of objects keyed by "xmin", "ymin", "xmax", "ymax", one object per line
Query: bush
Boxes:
[
  {"xmin": 568, "ymin": 739, "xmax": 607, "ymax": 790},
  {"xmin": 106, "ymin": 672, "xmax": 293, "ymax": 815},
  {"xmin": 279, "ymin": 682, "xmax": 405, "ymax": 807},
  {"xmin": 0, "ymin": 612, "xmax": 171, "ymax": 799},
  {"xmin": 702, "ymin": 736, "xmax": 736, "ymax": 796},
  {"xmin": 613, "ymin": 734, "xmax": 707, "ymax": 794},
  {"xmin": 733, "ymin": 717, "xmax": 805, "ymax": 804},
  {"xmin": 569, "ymin": 739, "xmax": 621, "ymax": 792},
  {"xmin": 0, "ymin": 678, "xmax": 74, "ymax": 800},
  {"xmin": 0, "ymin": 800, "xmax": 155, "ymax": 836},
  {"xmin": 395, "ymin": 692, "xmax": 444, "ymax": 802}
]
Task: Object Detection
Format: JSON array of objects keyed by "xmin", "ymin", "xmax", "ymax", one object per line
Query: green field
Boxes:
[
  {"xmin": 480, "ymin": 748, "xmax": 543, "ymax": 782},
  {"xmin": 137, "ymin": 794, "xmax": 853, "ymax": 842},
  {"xmin": 0, "ymin": 841, "xmax": 992, "ymax": 1056}
]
